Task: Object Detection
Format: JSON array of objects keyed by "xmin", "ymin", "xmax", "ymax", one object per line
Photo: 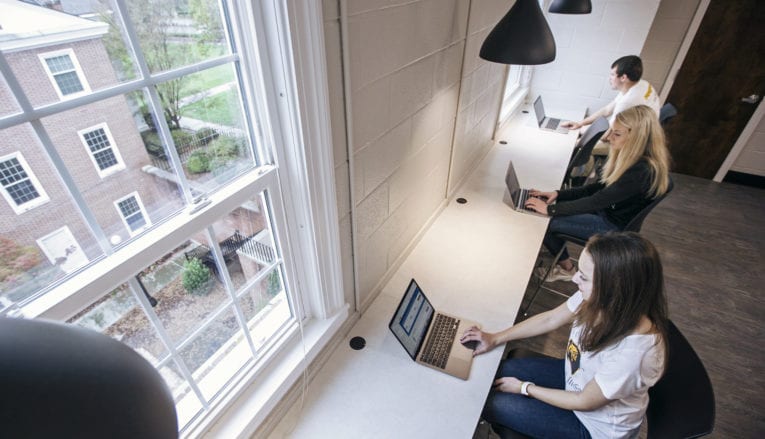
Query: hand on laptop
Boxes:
[
  {"xmin": 561, "ymin": 120, "xmax": 582, "ymax": 130},
  {"xmin": 529, "ymin": 189, "xmax": 557, "ymax": 203},
  {"xmin": 460, "ymin": 326, "xmax": 496, "ymax": 357}
]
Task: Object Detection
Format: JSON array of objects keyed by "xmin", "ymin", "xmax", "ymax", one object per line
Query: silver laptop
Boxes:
[
  {"xmin": 389, "ymin": 279, "xmax": 479, "ymax": 380},
  {"xmin": 533, "ymin": 96, "xmax": 569, "ymax": 134},
  {"xmin": 503, "ymin": 161, "xmax": 548, "ymax": 217}
]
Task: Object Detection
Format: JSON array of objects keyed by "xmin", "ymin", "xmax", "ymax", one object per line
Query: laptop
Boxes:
[
  {"xmin": 503, "ymin": 160, "xmax": 548, "ymax": 217},
  {"xmin": 389, "ymin": 279, "xmax": 479, "ymax": 380},
  {"xmin": 533, "ymin": 95, "xmax": 569, "ymax": 134}
]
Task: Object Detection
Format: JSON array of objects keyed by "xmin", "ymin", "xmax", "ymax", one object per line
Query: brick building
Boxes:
[{"xmin": 0, "ymin": 0, "xmax": 179, "ymax": 276}]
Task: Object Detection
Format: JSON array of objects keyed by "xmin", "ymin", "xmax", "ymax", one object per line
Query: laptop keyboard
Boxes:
[
  {"xmin": 420, "ymin": 314, "xmax": 459, "ymax": 369},
  {"xmin": 544, "ymin": 118, "xmax": 560, "ymax": 129}
]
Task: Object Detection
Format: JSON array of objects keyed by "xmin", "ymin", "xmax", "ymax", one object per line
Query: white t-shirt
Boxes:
[
  {"xmin": 565, "ymin": 292, "xmax": 665, "ymax": 438},
  {"xmin": 609, "ymin": 79, "xmax": 661, "ymax": 124}
]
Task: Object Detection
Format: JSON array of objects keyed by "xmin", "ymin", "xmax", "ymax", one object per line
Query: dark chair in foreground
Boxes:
[
  {"xmin": 0, "ymin": 317, "xmax": 178, "ymax": 439},
  {"xmin": 492, "ymin": 320, "xmax": 715, "ymax": 438},
  {"xmin": 646, "ymin": 320, "xmax": 715, "ymax": 437},
  {"xmin": 522, "ymin": 178, "xmax": 674, "ymax": 316},
  {"xmin": 563, "ymin": 116, "xmax": 609, "ymax": 189},
  {"xmin": 659, "ymin": 102, "xmax": 678, "ymax": 126}
]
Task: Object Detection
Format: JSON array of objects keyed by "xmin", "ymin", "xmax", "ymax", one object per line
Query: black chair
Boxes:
[
  {"xmin": 563, "ymin": 116, "xmax": 609, "ymax": 189},
  {"xmin": 521, "ymin": 178, "xmax": 674, "ymax": 316},
  {"xmin": 659, "ymin": 103, "xmax": 678, "ymax": 126},
  {"xmin": 492, "ymin": 320, "xmax": 715, "ymax": 439},
  {"xmin": 0, "ymin": 317, "xmax": 179, "ymax": 438},
  {"xmin": 647, "ymin": 320, "xmax": 715, "ymax": 437}
]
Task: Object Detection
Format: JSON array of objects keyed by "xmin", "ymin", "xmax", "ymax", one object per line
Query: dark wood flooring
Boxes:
[{"xmin": 474, "ymin": 173, "xmax": 765, "ymax": 438}]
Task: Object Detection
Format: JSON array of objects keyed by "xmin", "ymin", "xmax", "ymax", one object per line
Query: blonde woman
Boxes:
[{"xmin": 525, "ymin": 105, "xmax": 671, "ymax": 282}]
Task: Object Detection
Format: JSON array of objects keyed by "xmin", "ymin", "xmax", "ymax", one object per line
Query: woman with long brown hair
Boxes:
[
  {"xmin": 461, "ymin": 232, "xmax": 669, "ymax": 438},
  {"xmin": 526, "ymin": 104, "xmax": 671, "ymax": 282}
]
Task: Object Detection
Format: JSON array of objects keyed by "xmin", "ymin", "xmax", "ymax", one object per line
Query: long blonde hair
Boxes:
[{"xmin": 601, "ymin": 105, "xmax": 671, "ymax": 196}]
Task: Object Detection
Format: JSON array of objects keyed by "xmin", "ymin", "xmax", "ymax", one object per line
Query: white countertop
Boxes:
[{"xmin": 270, "ymin": 106, "xmax": 583, "ymax": 438}]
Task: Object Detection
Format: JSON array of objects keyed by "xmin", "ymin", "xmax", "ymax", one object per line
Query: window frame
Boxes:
[
  {"xmin": 0, "ymin": 151, "xmax": 50, "ymax": 214},
  {"xmin": 78, "ymin": 122, "xmax": 126, "ymax": 177},
  {"xmin": 0, "ymin": 0, "xmax": 346, "ymax": 436},
  {"xmin": 38, "ymin": 48, "xmax": 91, "ymax": 100}
]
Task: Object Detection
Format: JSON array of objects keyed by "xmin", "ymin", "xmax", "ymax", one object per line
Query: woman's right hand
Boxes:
[
  {"xmin": 529, "ymin": 189, "xmax": 558, "ymax": 204},
  {"xmin": 460, "ymin": 326, "xmax": 496, "ymax": 356}
]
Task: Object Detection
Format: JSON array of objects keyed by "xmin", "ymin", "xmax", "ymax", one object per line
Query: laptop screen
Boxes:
[
  {"xmin": 505, "ymin": 161, "xmax": 522, "ymax": 204},
  {"xmin": 389, "ymin": 279, "xmax": 435, "ymax": 360},
  {"xmin": 533, "ymin": 96, "xmax": 545, "ymax": 126}
]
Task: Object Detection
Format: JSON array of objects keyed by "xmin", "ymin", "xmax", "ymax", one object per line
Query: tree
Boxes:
[
  {"xmin": 98, "ymin": 0, "xmax": 190, "ymax": 130},
  {"xmin": 0, "ymin": 237, "xmax": 42, "ymax": 285}
]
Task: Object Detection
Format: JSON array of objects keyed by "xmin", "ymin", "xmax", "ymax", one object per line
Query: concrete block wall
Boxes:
[
  {"xmin": 530, "ymin": 0, "xmax": 661, "ymax": 114},
  {"xmin": 322, "ymin": 0, "xmax": 510, "ymax": 310}
]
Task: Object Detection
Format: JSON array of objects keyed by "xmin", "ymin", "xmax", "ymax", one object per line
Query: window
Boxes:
[
  {"xmin": 79, "ymin": 124, "xmax": 125, "ymax": 177},
  {"xmin": 498, "ymin": 65, "xmax": 532, "ymax": 127},
  {"xmin": 39, "ymin": 49, "xmax": 90, "ymax": 99},
  {"xmin": 115, "ymin": 192, "xmax": 150, "ymax": 234},
  {"xmin": 0, "ymin": 152, "xmax": 50, "ymax": 214},
  {"xmin": 1, "ymin": 1, "xmax": 342, "ymax": 436}
]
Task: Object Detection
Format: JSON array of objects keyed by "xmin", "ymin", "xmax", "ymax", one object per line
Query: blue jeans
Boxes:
[
  {"xmin": 482, "ymin": 357, "xmax": 591, "ymax": 439},
  {"xmin": 543, "ymin": 212, "xmax": 619, "ymax": 261}
]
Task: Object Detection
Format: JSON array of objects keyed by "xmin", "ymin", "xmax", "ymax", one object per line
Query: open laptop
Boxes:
[
  {"xmin": 389, "ymin": 279, "xmax": 479, "ymax": 380},
  {"xmin": 503, "ymin": 160, "xmax": 548, "ymax": 217},
  {"xmin": 533, "ymin": 95, "xmax": 569, "ymax": 134}
]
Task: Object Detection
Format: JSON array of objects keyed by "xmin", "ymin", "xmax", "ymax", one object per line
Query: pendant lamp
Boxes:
[
  {"xmin": 549, "ymin": 0, "xmax": 592, "ymax": 14},
  {"xmin": 479, "ymin": 0, "xmax": 556, "ymax": 65}
]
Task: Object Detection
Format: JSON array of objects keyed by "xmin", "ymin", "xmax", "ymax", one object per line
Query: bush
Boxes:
[
  {"xmin": 187, "ymin": 150, "xmax": 211, "ymax": 173},
  {"xmin": 171, "ymin": 129, "xmax": 195, "ymax": 150},
  {"xmin": 0, "ymin": 237, "xmax": 43, "ymax": 284},
  {"xmin": 195, "ymin": 127, "xmax": 219, "ymax": 144},
  {"xmin": 182, "ymin": 258, "xmax": 213, "ymax": 295},
  {"xmin": 208, "ymin": 136, "xmax": 241, "ymax": 159}
]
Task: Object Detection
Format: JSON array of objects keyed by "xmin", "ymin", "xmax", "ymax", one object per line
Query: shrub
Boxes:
[
  {"xmin": 208, "ymin": 136, "xmax": 241, "ymax": 160},
  {"xmin": 171, "ymin": 129, "xmax": 195, "ymax": 150},
  {"xmin": 187, "ymin": 150, "xmax": 211, "ymax": 173},
  {"xmin": 195, "ymin": 127, "xmax": 219, "ymax": 144},
  {"xmin": 0, "ymin": 237, "xmax": 43, "ymax": 284},
  {"xmin": 182, "ymin": 258, "xmax": 213, "ymax": 295}
]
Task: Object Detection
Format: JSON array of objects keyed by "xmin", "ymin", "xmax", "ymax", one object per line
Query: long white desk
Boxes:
[{"xmin": 270, "ymin": 106, "xmax": 583, "ymax": 438}]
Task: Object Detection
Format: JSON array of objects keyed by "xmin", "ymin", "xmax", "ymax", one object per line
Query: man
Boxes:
[
  {"xmin": 562, "ymin": 55, "xmax": 661, "ymax": 161},
  {"xmin": 563, "ymin": 55, "xmax": 660, "ymax": 131}
]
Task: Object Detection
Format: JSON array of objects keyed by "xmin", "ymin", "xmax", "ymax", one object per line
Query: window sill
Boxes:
[{"xmin": 186, "ymin": 304, "xmax": 349, "ymax": 438}]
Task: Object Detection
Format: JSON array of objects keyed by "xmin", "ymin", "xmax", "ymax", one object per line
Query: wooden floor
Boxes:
[{"xmin": 474, "ymin": 173, "xmax": 765, "ymax": 438}]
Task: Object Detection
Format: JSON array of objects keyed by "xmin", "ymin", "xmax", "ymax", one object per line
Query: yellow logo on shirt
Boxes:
[
  {"xmin": 644, "ymin": 84, "xmax": 653, "ymax": 99},
  {"xmin": 567, "ymin": 339, "xmax": 581, "ymax": 374}
]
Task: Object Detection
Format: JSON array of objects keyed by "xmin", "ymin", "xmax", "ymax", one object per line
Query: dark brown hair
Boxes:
[
  {"xmin": 576, "ymin": 232, "xmax": 669, "ymax": 361},
  {"xmin": 611, "ymin": 55, "xmax": 643, "ymax": 81}
]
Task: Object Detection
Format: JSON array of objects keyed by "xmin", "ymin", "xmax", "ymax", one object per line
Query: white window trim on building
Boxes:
[
  {"xmin": 36, "ymin": 226, "xmax": 89, "ymax": 274},
  {"xmin": 114, "ymin": 191, "xmax": 151, "ymax": 236},
  {"xmin": 78, "ymin": 123, "xmax": 126, "ymax": 178},
  {"xmin": 38, "ymin": 48, "xmax": 91, "ymax": 100},
  {"xmin": 0, "ymin": 151, "xmax": 50, "ymax": 214}
]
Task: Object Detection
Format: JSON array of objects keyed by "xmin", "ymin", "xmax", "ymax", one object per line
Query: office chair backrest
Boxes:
[
  {"xmin": 570, "ymin": 116, "xmax": 610, "ymax": 169},
  {"xmin": 659, "ymin": 103, "xmax": 678, "ymax": 126},
  {"xmin": 647, "ymin": 320, "xmax": 715, "ymax": 438},
  {"xmin": 623, "ymin": 177, "xmax": 674, "ymax": 232},
  {"xmin": 0, "ymin": 317, "xmax": 179, "ymax": 439}
]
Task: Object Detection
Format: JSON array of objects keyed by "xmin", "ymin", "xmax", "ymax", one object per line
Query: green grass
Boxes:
[
  {"xmin": 182, "ymin": 64, "xmax": 235, "ymax": 97},
  {"xmin": 181, "ymin": 89, "xmax": 242, "ymax": 127}
]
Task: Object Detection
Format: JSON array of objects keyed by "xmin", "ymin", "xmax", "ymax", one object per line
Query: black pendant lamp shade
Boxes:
[
  {"xmin": 549, "ymin": 0, "xmax": 592, "ymax": 14},
  {"xmin": 479, "ymin": 0, "xmax": 556, "ymax": 65}
]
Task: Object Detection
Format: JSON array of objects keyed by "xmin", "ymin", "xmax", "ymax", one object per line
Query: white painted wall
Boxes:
[
  {"xmin": 639, "ymin": 0, "xmax": 701, "ymax": 96},
  {"xmin": 322, "ymin": 0, "xmax": 510, "ymax": 310},
  {"xmin": 731, "ymin": 104, "xmax": 765, "ymax": 177},
  {"xmin": 529, "ymin": 0, "xmax": 661, "ymax": 114}
]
